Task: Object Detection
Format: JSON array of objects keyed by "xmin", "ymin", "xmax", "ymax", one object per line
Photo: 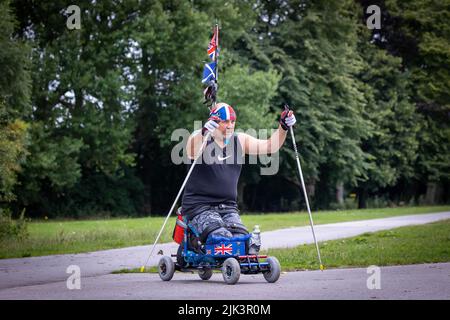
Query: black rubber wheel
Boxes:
[
  {"xmin": 158, "ymin": 256, "xmax": 175, "ymax": 281},
  {"xmin": 198, "ymin": 268, "xmax": 213, "ymax": 280},
  {"xmin": 221, "ymin": 258, "xmax": 240, "ymax": 285},
  {"xmin": 263, "ymin": 257, "xmax": 281, "ymax": 283}
]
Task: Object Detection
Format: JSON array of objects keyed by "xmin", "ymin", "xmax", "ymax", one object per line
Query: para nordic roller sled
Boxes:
[{"xmin": 157, "ymin": 208, "xmax": 281, "ymax": 285}]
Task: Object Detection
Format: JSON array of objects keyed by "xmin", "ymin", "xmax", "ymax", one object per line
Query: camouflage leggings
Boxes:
[{"xmin": 190, "ymin": 206, "xmax": 245, "ymax": 240}]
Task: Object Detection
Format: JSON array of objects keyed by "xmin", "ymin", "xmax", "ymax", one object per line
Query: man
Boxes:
[{"xmin": 181, "ymin": 102, "xmax": 296, "ymax": 245}]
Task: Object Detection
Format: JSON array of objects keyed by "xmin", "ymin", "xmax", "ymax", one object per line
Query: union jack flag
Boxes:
[
  {"xmin": 214, "ymin": 243, "xmax": 233, "ymax": 255},
  {"xmin": 207, "ymin": 31, "xmax": 218, "ymax": 60}
]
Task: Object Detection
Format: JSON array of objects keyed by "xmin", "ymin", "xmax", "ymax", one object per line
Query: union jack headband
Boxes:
[{"xmin": 209, "ymin": 103, "xmax": 236, "ymax": 121}]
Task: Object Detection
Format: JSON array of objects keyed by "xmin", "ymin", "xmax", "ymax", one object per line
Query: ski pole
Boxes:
[
  {"xmin": 288, "ymin": 118, "xmax": 324, "ymax": 271},
  {"xmin": 140, "ymin": 131, "xmax": 211, "ymax": 272}
]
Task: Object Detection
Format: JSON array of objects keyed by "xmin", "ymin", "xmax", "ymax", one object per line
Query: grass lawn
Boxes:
[
  {"xmin": 264, "ymin": 219, "xmax": 450, "ymax": 271},
  {"xmin": 1, "ymin": 205, "xmax": 449, "ymax": 259},
  {"xmin": 116, "ymin": 219, "xmax": 450, "ymax": 274}
]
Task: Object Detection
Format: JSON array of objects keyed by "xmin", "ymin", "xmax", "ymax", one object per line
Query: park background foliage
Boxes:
[{"xmin": 0, "ymin": 0, "xmax": 449, "ymax": 218}]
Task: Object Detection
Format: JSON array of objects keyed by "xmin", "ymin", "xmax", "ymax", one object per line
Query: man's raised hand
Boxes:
[
  {"xmin": 202, "ymin": 116, "xmax": 220, "ymax": 136},
  {"xmin": 279, "ymin": 108, "xmax": 296, "ymax": 131}
]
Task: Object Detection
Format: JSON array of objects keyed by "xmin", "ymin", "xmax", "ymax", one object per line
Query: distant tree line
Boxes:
[{"xmin": 0, "ymin": 0, "xmax": 448, "ymax": 217}]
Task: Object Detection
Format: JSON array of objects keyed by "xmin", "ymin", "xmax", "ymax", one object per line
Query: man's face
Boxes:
[{"xmin": 215, "ymin": 119, "xmax": 236, "ymax": 140}]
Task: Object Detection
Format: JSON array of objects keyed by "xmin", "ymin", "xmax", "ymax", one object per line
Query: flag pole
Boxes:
[{"xmin": 214, "ymin": 23, "xmax": 219, "ymax": 84}]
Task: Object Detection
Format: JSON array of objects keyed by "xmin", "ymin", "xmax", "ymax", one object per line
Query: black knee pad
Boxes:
[
  {"xmin": 225, "ymin": 222, "xmax": 249, "ymax": 236},
  {"xmin": 200, "ymin": 220, "xmax": 226, "ymax": 243}
]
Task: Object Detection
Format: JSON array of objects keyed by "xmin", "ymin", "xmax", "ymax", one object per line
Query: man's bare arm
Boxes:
[
  {"xmin": 238, "ymin": 124, "xmax": 288, "ymax": 155},
  {"xmin": 186, "ymin": 130, "xmax": 204, "ymax": 159},
  {"xmin": 186, "ymin": 117, "xmax": 219, "ymax": 159}
]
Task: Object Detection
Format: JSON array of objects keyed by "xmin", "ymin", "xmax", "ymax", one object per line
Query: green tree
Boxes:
[
  {"xmin": 243, "ymin": 0, "xmax": 373, "ymax": 209},
  {"xmin": 12, "ymin": 1, "xmax": 139, "ymax": 216},
  {"xmin": 0, "ymin": 0, "xmax": 30, "ymax": 202},
  {"xmin": 378, "ymin": 0, "xmax": 450, "ymax": 203},
  {"xmin": 356, "ymin": 38, "xmax": 419, "ymax": 207}
]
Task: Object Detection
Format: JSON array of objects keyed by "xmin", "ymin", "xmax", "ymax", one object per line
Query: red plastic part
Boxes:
[{"xmin": 172, "ymin": 215, "xmax": 185, "ymax": 244}]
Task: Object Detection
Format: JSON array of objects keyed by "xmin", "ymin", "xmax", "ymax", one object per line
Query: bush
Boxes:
[
  {"xmin": 329, "ymin": 198, "xmax": 358, "ymax": 210},
  {"xmin": 365, "ymin": 196, "xmax": 389, "ymax": 208},
  {"xmin": 0, "ymin": 208, "xmax": 29, "ymax": 241}
]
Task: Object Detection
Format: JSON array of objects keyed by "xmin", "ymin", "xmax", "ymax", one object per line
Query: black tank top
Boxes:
[{"xmin": 181, "ymin": 133, "xmax": 243, "ymax": 217}]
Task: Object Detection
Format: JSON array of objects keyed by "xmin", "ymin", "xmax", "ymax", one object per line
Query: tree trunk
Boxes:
[
  {"xmin": 304, "ymin": 180, "xmax": 315, "ymax": 208},
  {"xmin": 250, "ymin": 186, "xmax": 257, "ymax": 210},
  {"xmin": 336, "ymin": 182, "xmax": 344, "ymax": 204},
  {"xmin": 425, "ymin": 182, "xmax": 438, "ymax": 205},
  {"xmin": 142, "ymin": 184, "xmax": 152, "ymax": 215},
  {"xmin": 358, "ymin": 187, "xmax": 368, "ymax": 209},
  {"xmin": 237, "ymin": 181, "xmax": 246, "ymax": 210},
  {"xmin": 306, "ymin": 180, "xmax": 316, "ymax": 198},
  {"xmin": 135, "ymin": 50, "xmax": 157, "ymax": 216}
]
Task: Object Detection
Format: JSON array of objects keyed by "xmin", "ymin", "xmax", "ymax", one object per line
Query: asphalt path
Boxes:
[
  {"xmin": 0, "ymin": 211, "xmax": 449, "ymax": 299},
  {"xmin": 0, "ymin": 262, "xmax": 448, "ymax": 299}
]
